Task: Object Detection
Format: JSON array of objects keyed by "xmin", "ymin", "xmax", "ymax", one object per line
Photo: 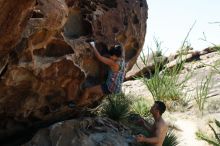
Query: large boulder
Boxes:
[
  {"xmin": 23, "ymin": 117, "xmax": 134, "ymax": 146},
  {"xmin": 0, "ymin": 0, "xmax": 148, "ymax": 142}
]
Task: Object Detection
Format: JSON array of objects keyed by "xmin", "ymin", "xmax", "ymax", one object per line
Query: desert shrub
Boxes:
[
  {"xmin": 131, "ymin": 98, "xmax": 151, "ymax": 118},
  {"xmin": 141, "ymin": 41, "xmax": 190, "ymax": 103},
  {"xmin": 139, "ymin": 23, "xmax": 196, "ymax": 108}
]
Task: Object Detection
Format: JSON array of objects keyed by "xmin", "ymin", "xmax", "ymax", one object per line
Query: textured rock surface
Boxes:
[
  {"xmin": 0, "ymin": 0, "xmax": 148, "ymax": 142},
  {"xmin": 23, "ymin": 117, "xmax": 134, "ymax": 146},
  {"xmin": 0, "ymin": 0, "xmax": 36, "ymax": 57}
]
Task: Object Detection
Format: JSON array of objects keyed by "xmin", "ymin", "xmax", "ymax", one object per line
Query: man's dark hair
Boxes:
[
  {"xmin": 155, "ymin": 101, "xmax": 166, "ymax": 115},
  {"xmin": 109, "ymin": 45, "xmax": 122, "ymax": 57}
]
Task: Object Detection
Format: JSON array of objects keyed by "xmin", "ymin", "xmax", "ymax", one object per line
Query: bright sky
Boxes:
[{"xmin": 143, "ymin": 0, "xmax": 220, "ymax": 56}]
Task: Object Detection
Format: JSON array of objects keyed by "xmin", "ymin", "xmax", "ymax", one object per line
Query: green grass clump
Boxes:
[
  {"xmin": 131, "ymin": 98, "xmax": 151, "ymax": 118},
  {"xmin": 140, "ymin": 40, "xmax": 189, "ymax": 103},
  {"xmin": 194, "ymin": 74, "xmax": 212, "ymax": 115},
  {"xmin": 138, "ymin": 23, "xmax": 196, "ymax": 107}
]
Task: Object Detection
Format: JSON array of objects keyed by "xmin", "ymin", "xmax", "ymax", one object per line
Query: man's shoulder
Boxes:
[{"xmin": 157, "ymin": 118, "xmax": 168, "ymax": 128}]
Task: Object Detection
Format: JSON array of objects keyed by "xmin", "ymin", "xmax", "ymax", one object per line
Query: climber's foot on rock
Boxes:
[{"xmin": 67, "ymin": 101, "xmax": 76, "ymax": 108}]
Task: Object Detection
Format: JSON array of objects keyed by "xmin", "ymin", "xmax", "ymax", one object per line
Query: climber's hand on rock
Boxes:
[{"xmin": 89, "ymin": 41, "xmax": 95, "ymax": 48}]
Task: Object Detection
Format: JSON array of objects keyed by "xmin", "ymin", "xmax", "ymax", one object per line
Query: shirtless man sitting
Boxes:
[{"xmin": 135, "ymin": 101, "xmax": 168, "ymax": 146}]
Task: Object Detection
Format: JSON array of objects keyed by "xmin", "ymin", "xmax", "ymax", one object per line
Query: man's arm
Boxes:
[
  {"xmin": 135, "ymin": 123, "xmax": 163, "ymax": 144},
  {"xmin": 136, "ymin": 118, "xmax": 153, "ymax": 133},
  {"xmin": 136, "ymin": 134, "xmax": 159, "ymax": 144}
]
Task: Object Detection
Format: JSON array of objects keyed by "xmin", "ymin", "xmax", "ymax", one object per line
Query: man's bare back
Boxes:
[{"xmin": 153, "ymin": 117, "xmax": 168, "ymax": 146}]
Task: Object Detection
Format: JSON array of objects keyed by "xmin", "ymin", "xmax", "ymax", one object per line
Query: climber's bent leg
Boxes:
[{"xmin": 78, "ymin": 85, "xmax": 104, "ymax": 106}]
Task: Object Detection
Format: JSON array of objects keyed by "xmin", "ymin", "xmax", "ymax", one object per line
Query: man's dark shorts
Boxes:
[{"xmin": 101, "ymin": 83, "xmax": 111, "ymax": 94}]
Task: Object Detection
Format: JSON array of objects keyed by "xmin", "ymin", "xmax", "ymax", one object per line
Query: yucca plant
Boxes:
[
  {"xmin": 196, "ymin": 119, "xmax": 220, "ymax": 146},
  {"xmin": 101, "ymin": 93, "xmax": 131, "ymax": 121},
  {"xmin": 139, "ymin": 23, "xmax": 196, "ymax": 107},
  {"xmin": 163, "ymin": 130, "xmax": 179, "ymax": 146},
  {"xmin": 140, "ymin": 41, "xmax": 188, "ymax": 102}
]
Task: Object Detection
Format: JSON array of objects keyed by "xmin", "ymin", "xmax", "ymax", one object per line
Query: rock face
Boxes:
[
  {"xmin": 23, "ymin": 117, "xmax": 133, "ymax": 146},
  {"xmin": 0, "ymin": 0, "xmax": 36, "ymax": 57},
  {"xmin": 0, "ymin": 0, "xmax": 148, "ymax": 142}
]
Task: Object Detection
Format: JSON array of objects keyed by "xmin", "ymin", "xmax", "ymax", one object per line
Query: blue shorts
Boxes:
[{"xmin": 101, "ymin": 83, "xmax": 111, "ymax": 94}]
